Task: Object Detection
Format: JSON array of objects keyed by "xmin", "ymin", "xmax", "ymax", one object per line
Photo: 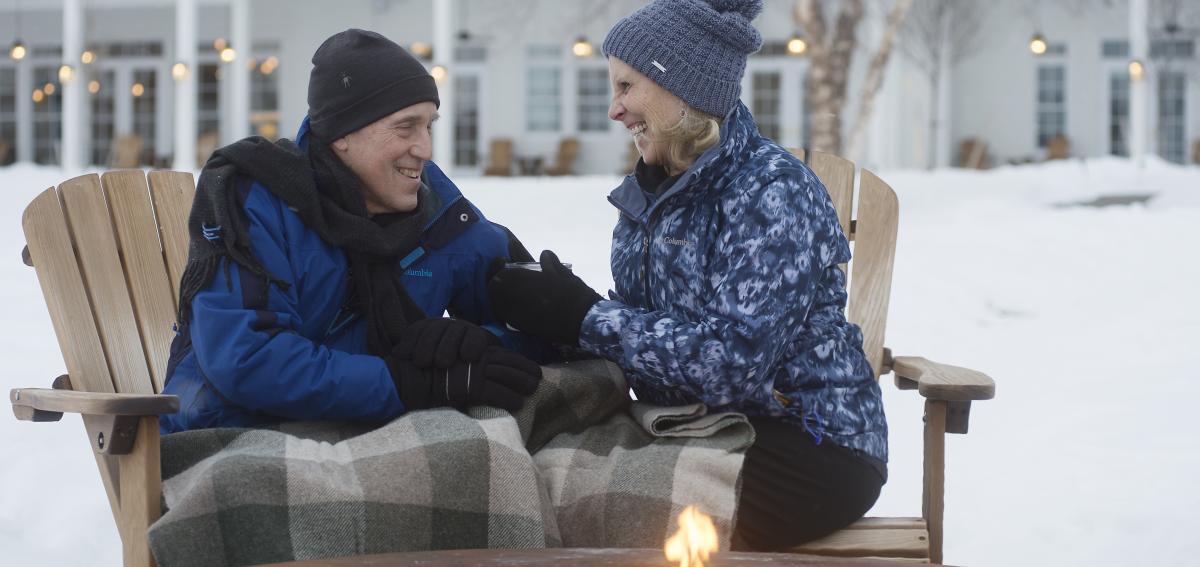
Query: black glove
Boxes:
[
  {"xmin": 488, "ymin": 250, "xmax": 602, "ymax": 346},
  {"xmin": 387, "ymin": 345, "xmax": 542, "ymax": 412},
  {"xmin": 394, "ymin": 317, "xmax": 500, "ymax": 369}
]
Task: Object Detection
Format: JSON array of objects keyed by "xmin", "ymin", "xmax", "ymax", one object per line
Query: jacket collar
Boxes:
[{"xmin": 608, "ymin": 102, "xmax": 761, "ymax": 221}]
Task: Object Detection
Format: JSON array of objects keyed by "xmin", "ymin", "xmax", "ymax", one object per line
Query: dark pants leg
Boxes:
[{"xmin": 731, "ymin": 418, "xmax": 886, "ymax": 551}]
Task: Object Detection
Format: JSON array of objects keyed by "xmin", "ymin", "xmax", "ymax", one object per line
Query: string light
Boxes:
[
  {"xmin": 58, "ymin": 65, "xmax": 74, "ymax": 83},
  {"xmin": 430, "ymin": 64, "xmax": 447, "ymax": 85},
  {"xmin": 787, "ymin": 33, "xmax": 808, "ymax": 56},
  {"xmin": 1029, "ymin": 33, "xmax": 1048, "ymax": 56},
  {"xmin": 572, "ymin": 36, "xmax": 594, "ymax": 58},
  {"xmin": 172, "ymin": 62, "xmax": 189, "ymax": 81},
  {"xmin": 80, "ymin": 49, "xmax": 94, "ymax": 64},
  {"xmin": 131, "ymin": 82, "xmax": 144, "ymax": 97},
  {"xmin": 219, "ymin": 46, "xmax": 236, "ymax": 63},
  {"xmin": 1128, "ymin": 59, "xmax": 1145, "ymax": 82},
  {"xmin": 32, "ymin": 88, "xmax": 44, "ymax": 103},
  {"xmin": 9, "ymin": 40, "xmax": 27, "ymax": 60},
  {"xmin": 42, "ymin": 82, "xmax": 55, "ymax": 95},
  {"xmin": 410, "ymin": 41, "xmax": 432, "ymax": 59},
  {"xmin": 87, "ymin": 79, "xmax": 100, "ymax": 94}
]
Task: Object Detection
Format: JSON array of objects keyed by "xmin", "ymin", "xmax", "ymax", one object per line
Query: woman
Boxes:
[{"xmin": 488, "ymin": 0, "xmax": 887, "ymax": 551}]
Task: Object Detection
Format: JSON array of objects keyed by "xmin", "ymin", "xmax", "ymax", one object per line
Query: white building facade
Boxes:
[{"xmin": 0, "ymin": 0, "xmax": 1195, "ymax": 175}]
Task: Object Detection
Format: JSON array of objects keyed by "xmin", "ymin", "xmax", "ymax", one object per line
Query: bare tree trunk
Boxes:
[
  {"xmin": 927, "ymin": 64, "xmax": 941, "ymax": 169},
  {"xmin": 846, "ymin": 0, "xmax": 913, "ymax": 162},
  {"xmin": 797, "ymin": 0, "xmax": 863, "ymax": 154}
]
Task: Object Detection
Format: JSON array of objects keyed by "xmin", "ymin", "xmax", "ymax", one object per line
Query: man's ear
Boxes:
[{"xmin": 331, "ymin": 136, "xmax": 350, "ymax": 153}]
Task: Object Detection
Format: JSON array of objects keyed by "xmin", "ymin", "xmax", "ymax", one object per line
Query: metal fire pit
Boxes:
[{"xmin": 265, "ymin": 548, "xmax": 926, "ymax": 566}]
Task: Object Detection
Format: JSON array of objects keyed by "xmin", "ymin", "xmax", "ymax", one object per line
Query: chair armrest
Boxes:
[
  {"xmin": 889, "ymin": 355, "xmax": 995, "ymax": 401},
  {"xmin": 10, "ymin": 388, "xmax": 179, "ymax": 422}
]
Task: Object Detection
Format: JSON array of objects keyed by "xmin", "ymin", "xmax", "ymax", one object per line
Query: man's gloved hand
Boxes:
[
  {"xmin": 488, "ymin": 250, "xmax": 602, "ymax": 346},
  {"xmin": 387, "ymin": 345, "xmax": 542, "ymax": 412},
  {"xmin": 394, "ymin": 317, "xmax": 500, "ymax": 369}
]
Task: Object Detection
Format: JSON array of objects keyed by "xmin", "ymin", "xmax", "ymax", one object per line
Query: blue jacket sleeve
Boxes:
[
  {"xmin": 188, "ymin": 189, "xmax": 405, "ymax": 422},
  {"xmin": 578, "ymin": 171, "xmax": 845, "ymax": 410}
]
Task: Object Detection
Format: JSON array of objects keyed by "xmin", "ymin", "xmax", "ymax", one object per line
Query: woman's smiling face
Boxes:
[{"xmin": 607, "ymin": 57, "xmax": 687, "ymax": 169}]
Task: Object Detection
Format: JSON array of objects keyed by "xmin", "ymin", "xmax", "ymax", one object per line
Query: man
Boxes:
[{"xmin": 160, "ymin": 29, "xmax": 542, "ymax": 433}]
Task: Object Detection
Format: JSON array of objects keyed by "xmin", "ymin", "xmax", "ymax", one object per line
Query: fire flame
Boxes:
[{"xmin": 664, "ymin": 505, "xmax": 719, "ymax": 567}]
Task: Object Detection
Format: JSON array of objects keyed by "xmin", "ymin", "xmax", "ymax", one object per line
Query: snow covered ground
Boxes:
[{"xmin": 1, "ymin": 156, "xmax": 1198, "ymax": 566}]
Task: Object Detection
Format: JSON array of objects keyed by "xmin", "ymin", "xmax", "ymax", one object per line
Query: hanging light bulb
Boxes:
[
  {"xmin": 1128, "ymin": 59, "xmax": 1145, "ymax": 82},
  {"xmin": 131, "ymin": 82, "xmax": 145, "ymax": 97},
  {"xmin": 1029, "ymin": 33, "xmax": 1048, "ymax": 56},
  {"xmin": 87, "ymin": 79, "xmax": 100, "ymax": 94},
  {"xmin": 220, "ymin": 46, "xmax": 237, "ymax": 63},
  {"xmin": 172, "ymin": 62, "xmax": 189, "ymax": 81},
  {"xmin": 58, "ymin": 65, "xmax": 74, "ymax": 83},
  {"xmin": 32, "ymin": 88, "xmax": 44, "ymax": 103},
  {"xmin": 572, "ymin": 36, "xmax": 594, "ymax": 58},
  {"xmin": 10, "ymin": 40, "xmax": 27, "ymax": 60},
  {"xmin": 259, "ymin": 56, "xmax": 279, "ymax": 75},
  {"xmin": 430, "ymin": 64, "xmax": 447, "ymax": 85},
  {"xmin": 80, "ymin": 49, "xmax": 94, "ymax": 64},
  {"xmin": 787, "ymin": 32, "xmax": 808, "ymax": 56},
  {"xmin": 410, "ymin": 41, "xmax": 432, "ymax": 59},
  {"xmin": 42, "ymin": 82, "xmax": 55, "ymax": 95},
  {"xmin": 213, "ymin": 37, "xmax": 227, "ymax": 51}
]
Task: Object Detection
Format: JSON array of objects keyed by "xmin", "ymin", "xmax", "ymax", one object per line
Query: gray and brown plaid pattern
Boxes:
[{"xmin": 149, "ymin": 360, "xmax": 754, "ymax": 566}]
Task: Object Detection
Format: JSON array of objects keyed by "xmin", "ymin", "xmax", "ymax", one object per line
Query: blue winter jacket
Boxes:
[
  {"xmin": 580, "ymin": 102, "xmax": 888, "ymax": 464},
  {"xmin": 160, "ymin": 118, "xmax": 536, "ymax": 434}
]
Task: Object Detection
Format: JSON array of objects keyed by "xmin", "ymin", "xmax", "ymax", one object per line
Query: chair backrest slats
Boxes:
[
  {"xmin": 147, "ymin": 171, "xmax": 196, "ymax": 308},
  {"xmin": 794, "ymin": 150, "xmax": 900, "ymax": 380},
  {"xmin": 847, "ymin": 169, "xmax": 899, "ymax": 378},
  {"xmin": 102, "ymin": 171, "xmax": 178, "ymax": 393},
  {"xmin": 22, "ymin": 186, "xmax": 117, "ymax": 395},
  {"xmin": 802, "ymin": 150, "xmax": 855, "ymax": 239},
  {"xmin": 57, "ymin": 174, "xmax": 156, "ymax": 395}
]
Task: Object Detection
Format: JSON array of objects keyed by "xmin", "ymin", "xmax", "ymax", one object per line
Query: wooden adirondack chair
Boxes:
[{"xmin": 9, "ymin": 152, "xmax": 993, "ymax": 566}]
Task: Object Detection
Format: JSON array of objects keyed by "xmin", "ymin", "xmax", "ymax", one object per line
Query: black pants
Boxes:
[{"xmin": 731, "ymin": 418, "xmax": 886, "ymax": 551}]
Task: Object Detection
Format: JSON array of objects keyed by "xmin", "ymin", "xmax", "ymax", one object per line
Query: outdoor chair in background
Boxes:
[
  {"xmin": 9, "ymin": 153, "xmax": 994, "ymax": 565},
  {"xmin": 195, "ymin": 132, "xmax": 219, "ymax": 167},
  {"xmin": 483, "ymin": 138, "xmax": 514, "ymax": 176},
  {"xmin": 109, "ymin": 134, "xmax": 144, "ymax": 168},
  {"xmin": 1046, "ymin": 134, "xmax": 1071, "ymax": 160},
  {"xmin": 543, "ymin": 137, "xmax": 581, "ymax": 176},
  {"xmin": 957, "ymin": 137, "xmax": 990, "ymax": 169}
]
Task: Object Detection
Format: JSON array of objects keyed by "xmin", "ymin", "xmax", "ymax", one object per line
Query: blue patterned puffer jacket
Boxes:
[{"xmin": 579, "ymin": 102, "xmax": 887, "ymax": 464}]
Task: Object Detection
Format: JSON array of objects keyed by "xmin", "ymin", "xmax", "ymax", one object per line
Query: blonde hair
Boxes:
[{"xmin": 658, "ymin": 107, "xmax": 722, "ymax": 174}]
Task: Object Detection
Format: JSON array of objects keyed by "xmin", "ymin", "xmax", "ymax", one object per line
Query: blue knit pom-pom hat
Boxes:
[{"xmin": 602, "ymin": 0, "xmax": 763, "ymax": 118}]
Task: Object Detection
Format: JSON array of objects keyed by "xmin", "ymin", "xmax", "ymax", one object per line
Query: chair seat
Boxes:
[{"xmin": 790, "ymin": 517, "xmax": 930, "ymax": 562}]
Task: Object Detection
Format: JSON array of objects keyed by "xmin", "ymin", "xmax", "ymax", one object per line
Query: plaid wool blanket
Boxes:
[{"xmin": 148, "ymin": 359, "xmax": 755, "ymax": 566}]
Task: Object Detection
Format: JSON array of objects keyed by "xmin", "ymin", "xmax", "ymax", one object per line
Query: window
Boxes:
[
  {"xmin": 1109, "ymin": 73, "xmax": 1129, "ymax": 157},
  {"xmin": 1036, "ymin": 66, "xmax": 1066, "ymax": 148},
  {"xmin": 577, "ymin": 68, "xmax": 609, "ymax": 132},
  {"xmin": 526, "ymin": 67, "xmax": 561, "ymax": 132},
  {"xmin": 197, "ymin": 63, "xmax": 220, "ymax": 141},
  {"xmin": 250, "ymin": 58, "xmax": 281, "ymax": 140},
  {"xmin": 752, "ymin": 72, "xmax": 782, "ymax": 141},
  {"xmin": 131, "ymin": 68, "xmax": 157, "ymax": 165},
  {"xmin": 526, "ymin": 45, "xmax": 562, "ymax": 132},
  {"xmin": 33, "ymin": 66, "xmax": 62, "ymax": 165},
  {"xmin": 1151, "ymin": 39, "xmax": 1194, "ymax": 60},
  {"xmin": 1157, "ymin": 71, "xmax": 1186, "ymax": 164},
  {"xmin": 1101, "ymin": 40, "xmax": 1129, "ymax": 59},
  {"xmin": 89, "ymin": 69, "xmax": 116, "ymax": 165},
  {"xmin": 454, "ymin": 73, "xmax": 480, "ymax": 167},
  {"xmin": 0, "ymin": 66, "xmax": 15, "ymax": 164}
]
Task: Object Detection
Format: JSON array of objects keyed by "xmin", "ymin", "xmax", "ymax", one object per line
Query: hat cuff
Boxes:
[
  {"xmin": 604, "ymin": 19, "xmax": 741, "ymax": 117},
  {"xmin": 310, "ymin": 73, "xmax": 440, "ymax": 141}
]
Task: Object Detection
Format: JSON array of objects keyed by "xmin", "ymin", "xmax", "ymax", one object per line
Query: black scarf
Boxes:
[{"xmin": 178, "ymin": 136, "xmax": 428, "ymax": 356}]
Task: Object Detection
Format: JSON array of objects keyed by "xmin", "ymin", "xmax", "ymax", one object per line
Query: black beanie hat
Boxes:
[{"xmin": 307, "ymin": 29, "xmax": 440, "ymax": 141}]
